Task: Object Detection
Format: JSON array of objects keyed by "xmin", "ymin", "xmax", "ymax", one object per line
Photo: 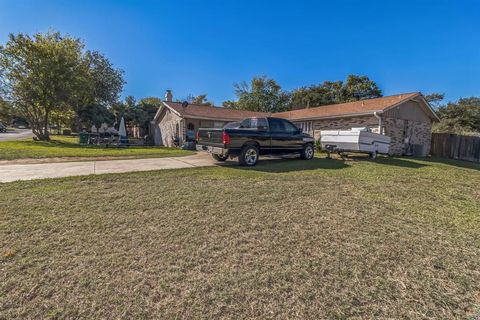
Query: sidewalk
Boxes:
[{"xmin": 0, "ymin": 153, "xmax": 215, "ymax": 183}]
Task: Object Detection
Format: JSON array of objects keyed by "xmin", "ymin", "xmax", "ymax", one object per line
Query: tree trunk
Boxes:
[
  {"xmin": 75, "ymin": 115, "xmax": 82, "ymax": 133},
  {"xmin": 38, "ymin": 111, "xmax": 50, "ymax": 141}
]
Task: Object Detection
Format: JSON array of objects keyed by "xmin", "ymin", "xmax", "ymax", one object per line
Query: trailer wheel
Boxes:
[
  {"xmin": 212, "ymin": 154, "xmax": 228, "ymax": 162},
  {"xmin": 370, "ymin": 151, "xmax": 378, "ymax": 159}
]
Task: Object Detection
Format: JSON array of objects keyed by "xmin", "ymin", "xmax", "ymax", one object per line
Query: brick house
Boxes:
[
  {"xmin": 152, "ymin": 90, "xmax": 267, "ymax": 147},
  {"xmin": 275, "ymin": 92, "xmax": 439, "ymax": 156},
  {"xmin": 152, "ymin": 91, "xmax": 438, "ymax": 156}
]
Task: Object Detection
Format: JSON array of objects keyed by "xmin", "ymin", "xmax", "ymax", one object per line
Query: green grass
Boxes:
[
  {"xmin": 1, "ymin": 156, "xmax": 479, "ymax": 318},
  {"xmin": 0, "ymin": 136, "xmax": 193, "ymax": 160}
]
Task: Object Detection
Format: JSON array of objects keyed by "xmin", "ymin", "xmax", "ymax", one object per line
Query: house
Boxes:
[
  {"xmin": 275, "ymin": 92, "xmax": 439, "ymax": 156},
  {"xmin": 152, "ymin": 90, "xmax": 438, "ymax": 156},
  {"xmin": 152, "ymin": 90, "xmax": 267, "ymax": 147}
]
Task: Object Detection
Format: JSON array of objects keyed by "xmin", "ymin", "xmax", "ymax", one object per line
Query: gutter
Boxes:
[
  {"xmin": 373, "ymin": 111, "xmax": 383, "ymax": 134},
  {"xmin": 279, "ymin": 110, "xmax": 385, "ymax": 122}
]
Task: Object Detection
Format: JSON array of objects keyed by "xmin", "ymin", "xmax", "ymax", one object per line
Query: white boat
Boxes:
[{"xmin": 320, "ymin": 127, "xmax": 391, "ymax": 158}]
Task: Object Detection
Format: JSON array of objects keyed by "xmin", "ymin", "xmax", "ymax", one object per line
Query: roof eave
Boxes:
[
  {"xmin": 416, "ymin": 95, "xmax": 441, "ymax": 122},
  {"xmin": 279, "ymin": 110, "xmax": 384, "ymax": 122},
  {"xmin": 153, "ymin": 101, "xmax": 183, "ymax": 122},
  {"xmin": 183, "ymin": 115, "xmax": 245, "ymax": 122}
]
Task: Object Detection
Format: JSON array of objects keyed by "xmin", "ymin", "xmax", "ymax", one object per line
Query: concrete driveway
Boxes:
[
  {"xmin": 0, "ymin": 129, "xmax": 34, "ymax": 141},
  {"xmin": 0, "ymin": 153, "xmax": 215, "ymax": 183}
]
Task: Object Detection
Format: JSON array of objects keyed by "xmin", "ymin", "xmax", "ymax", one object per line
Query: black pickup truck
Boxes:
[{"xmin": 196, "ymin": 117, "xmax": 315, "ymax": 166}]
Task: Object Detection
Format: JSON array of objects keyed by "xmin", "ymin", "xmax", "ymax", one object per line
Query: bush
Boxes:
[{"xmin": 315, "ymin": 140, "xmax": 322, "ymax": 152}]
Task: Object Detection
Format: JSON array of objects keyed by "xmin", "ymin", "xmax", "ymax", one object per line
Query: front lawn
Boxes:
[
  {"xmin": 0, "ymin": 157, "xmax": 479, "ymax": 318},
  {"xmin": 0, "ymin": 136, "xmax": 193, "ymax": 160}
]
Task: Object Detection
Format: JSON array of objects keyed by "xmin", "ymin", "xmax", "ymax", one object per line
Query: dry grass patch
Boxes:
[{"xmin": 1, "ymin": 156, "xmax": 479, "ymax": 318}]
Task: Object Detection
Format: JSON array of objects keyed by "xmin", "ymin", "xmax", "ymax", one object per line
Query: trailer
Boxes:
[{"xmin": 320, "ymin": 127, "xmax": 391, "ymax": 159}]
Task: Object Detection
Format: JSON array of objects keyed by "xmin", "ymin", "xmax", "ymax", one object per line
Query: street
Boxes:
[{"xmin": 0, "ymin": 129, "xmax": 34, "ymax": 141}]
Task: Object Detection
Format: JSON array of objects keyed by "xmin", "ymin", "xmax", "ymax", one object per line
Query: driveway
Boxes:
[
  {"xmin": 0, "ymin": 129, "xmax": 34, "ymax": 141},
  {"xmin": 0, "ymin": 153, "xmax": 216, "ymax": 183}
]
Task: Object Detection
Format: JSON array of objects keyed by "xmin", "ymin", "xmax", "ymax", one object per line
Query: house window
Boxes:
[
  {"xmin": 298, "ymin": 122, "xmax": 312, "ymax": 133},
  {"xmin": 187, "ymin": 123, "xmax": 195, "ymax": 130}
]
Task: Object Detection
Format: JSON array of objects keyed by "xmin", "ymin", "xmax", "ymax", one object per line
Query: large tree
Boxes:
[
  {"xmin": 291, "ymin": 81, "xmax": 343, "ymax": 109},
  {"xmin": 187, "ymin": 94, "xmax": 213, "ymax": 106},
  {"xmin": 0, "ymin": 31, "xmax": 124, "ymax": 140},
  {"xmin": 0, "ymin": 32, "xmax": 84, "ymax": 140},
  {"xmin": 224, "ymin": 76, "xmax": 291, "ymax": 113},
  {"xmin": 342, "ymin": 74, "xmax": 382, "ymax": 101},
  {"xmin": 77, "ymin": 104, "xmax": 115, "ymax": 130},
  {"xmin": 72, "ymin": 50, "xmax": 124, "ymax": 131},
  {"xmin": 111, "ymin": 96, "xmax": 156, "ymax": 134},
  {"xmin": 424, "ymin": 93, "xmax": 445, "ymax": 109},
  {"xmin": 0, "ymin": 97, "xmax": 13, "ymax": 124},
  {"xmin": 434, "ymin": 97, "xmax": 480, "ymax": 134},
  {"xmin": 291, "ymin": 74, "xmax": 382, "ymax": 109}
]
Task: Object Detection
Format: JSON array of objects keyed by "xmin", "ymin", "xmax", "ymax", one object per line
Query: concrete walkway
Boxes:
[{"xmin": 0, "ymin": 153, "xmax": 215, "ymax": 183}]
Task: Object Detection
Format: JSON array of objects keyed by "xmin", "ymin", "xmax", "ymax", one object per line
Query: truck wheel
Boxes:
[
  {"xmin": 370, "ymin": 151, "xmax": 378, "ymax": 159},
  {"xmin": 239, "ymin": 145, "xmax": 259, "ymax": 166},
  {"xmin": 212, "ymin": 154, "xmax": 228, "ymax": 162},
  {"xmin": 300, "ymin": 144, "xmax": 315, "ymax": 160}
]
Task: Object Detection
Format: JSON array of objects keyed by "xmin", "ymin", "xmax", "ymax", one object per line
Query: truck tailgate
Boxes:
[{"xmin": 197, "ymin": 128, "xmax": 224, "ymax": 147}]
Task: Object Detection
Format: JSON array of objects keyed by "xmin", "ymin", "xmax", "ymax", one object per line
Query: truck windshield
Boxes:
[{"xmin": 239, "ymin": 118, "xmax": 268, "ymax": 130}]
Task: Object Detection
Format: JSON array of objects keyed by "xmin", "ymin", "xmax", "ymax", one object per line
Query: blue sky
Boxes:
[{"xmin": 1, "ymin": 0, "xmax": 479, "ymax": 105}]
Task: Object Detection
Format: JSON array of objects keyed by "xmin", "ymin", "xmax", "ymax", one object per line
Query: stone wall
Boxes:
[
  {"xmin": 382, "ymin": 117, "xmax": 432, "ymax": 156},
  {"xmin": 294, "ymin": 115, "xmax": 379, "ymax": 141},
  {"xmin": 157, "ymin": 109, "xmax": 181, "ymax": 147}
]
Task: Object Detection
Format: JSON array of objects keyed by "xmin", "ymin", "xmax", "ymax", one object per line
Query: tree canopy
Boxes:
[
  {"xmin": 0, "ymin": 97, "xmax": 12, "ymax": 123},
  {"xmin": 434, "ymin": 97, "xmax": 480, "ymax": 135},
  {"xmin": 223, "ymin": 74, "xmax": 382, "ymax": 112},
  {"xmin": 110, "ymin": 96, "xmax": 161, "ymax": 134},
  {"xmin": 291, "ymin": 75, "xmax": 382, "ymax": 109},
  {"xmin": 0, "ymin": 31, "xmax": 124, "ymax": 140},
  {"xmin": 187, "ymin": 94, "xmax": 213, "ymax": 106},
  {"xmin": 424, "ymin": 93, "xmax": 445, "ymax": 109},
  {"xmin": 224, "ymin": 76, "xmax": 291, "ymax": 113}
]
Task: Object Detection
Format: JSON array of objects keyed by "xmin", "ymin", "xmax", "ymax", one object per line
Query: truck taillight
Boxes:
[
  {"xmin": 222, "ymin": 131, "xmax": 230, "ymax": 145},
  {"xmin": 196, "ymin": 130, "xmax": 200, "ymax": 141}
]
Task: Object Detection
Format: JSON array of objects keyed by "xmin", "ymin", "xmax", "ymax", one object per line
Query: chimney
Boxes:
[{"xmin": 165, "ymin": 90, "xmax": 173, "ymax": 102}]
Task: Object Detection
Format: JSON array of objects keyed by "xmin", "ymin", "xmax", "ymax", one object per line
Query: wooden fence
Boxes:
[{"xmin": 430, "ymin": 133, "xmax": 480, "ymax": 163}]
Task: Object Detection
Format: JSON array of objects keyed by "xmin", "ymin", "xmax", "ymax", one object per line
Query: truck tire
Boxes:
[
  {"xmin": 239, "ymin": 145, "xmax": 259, "ymax": 166},
  {"xmin": 300, "ymin": 143, "xmax": 315, "ymax": 160},
  {"xmin": 370, "ymin": 151, "xmax": 378, "ymax": 159},
  {"xmin": 212, "ymin": 154, "xmax": 228, "ymax": 162}
]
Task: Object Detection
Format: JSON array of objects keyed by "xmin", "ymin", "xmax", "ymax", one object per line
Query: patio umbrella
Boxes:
[{"xmin": 118, "ymin": 116, "xmax": 128, "ymax": 145}]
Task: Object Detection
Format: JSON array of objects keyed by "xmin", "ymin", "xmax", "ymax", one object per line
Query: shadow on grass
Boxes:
[
  {"xmin": 311, "ymin": 153, "xmax": 430, "ymax": 169},
  {"xmin": 224, "ymin": 154, "xmax": 436, "ymax": 173},
  {"xmin": 423, "ymin": 156, "xmax": 480, "ymax": 171},
  {"xmin": 353, "ymin": 156, "xmax": 429, "ymax": 169},
  {"xmin": 225, "ymin": 156, "xmax": 350, "ymax": 173}
]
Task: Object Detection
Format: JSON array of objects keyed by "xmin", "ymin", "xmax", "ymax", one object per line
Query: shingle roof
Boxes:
[
  {"xmin": 164, "ymin": 102, "xmax": 268, "ymax": 120},
  {"xmin": 157, "ymin": 92, "xmax": 438, "ymax": 123},
  {"xmin": 274, "ymin": 92, "xmax": 422, "ymax": 120}
]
